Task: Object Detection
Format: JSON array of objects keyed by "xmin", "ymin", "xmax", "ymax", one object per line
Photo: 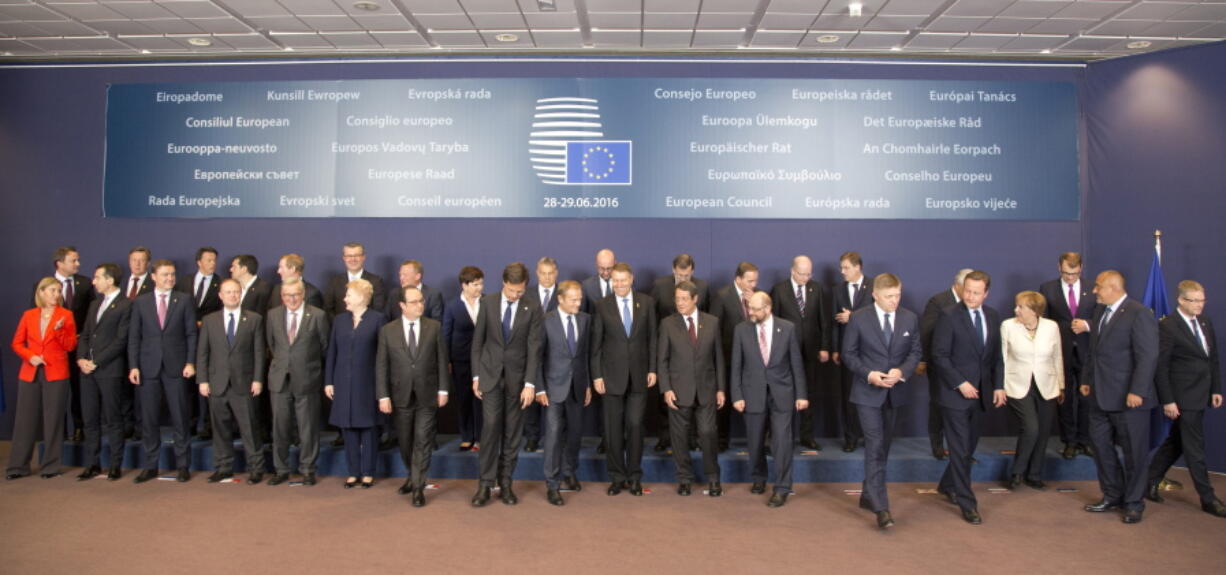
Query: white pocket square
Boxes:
[{"xmin": 903, "ymin": 331, "xmax": 911, "ymax": 337}]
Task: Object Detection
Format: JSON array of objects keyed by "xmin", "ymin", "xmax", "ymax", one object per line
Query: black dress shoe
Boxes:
[
  {"xmin": 331, "ymin": 435, "xmax": 344, "ymax": 447},
  {"xmin": 563, "ymin": 476, "xmax": 582, "ymax": 492},
  {"xmin": 176, "ymin": 468, "xmax": 190, "ymax": 483},
  {"xmin": 472, "ymin": 485, "xmax": 491, "ymax": 507},
  {"xmin": 378, "ymin": 436, "xmax": 398, "ymax": 451},
  {"xmin": 1202, "ymin": 499, "xmax": 1226, "ymax": 517},
  {"xmin": 936, "ymin": 488, "xmax": 957, "ymax": 505},
  {"xmin": 859, "ymin": 497, "xmax": 873, "ymax": 511},
  {"xmin": 72, "ymin": 428, "xmax": 84, "ymax": 442},
  {"xmin": 677, "ymin": 482, "xmax": 692, "ymax": 496},
  {"xmin": 689, "ymin": 439, "xmax": 699, "ymax": 451},
  {"xmin": 842, "ymin": 441, "xmax": 857, "ymax": 453},
  {"xmin": 459, "ymin": 442, "xmax": 473, "ymax": 452},
  {"xmin": 500, "ymin": 484, "xmax": 518, "ymax": 505},
  {"xmin": 547, "ymin": 488, "xmax": 565, "ymax": 506},
  {"xmin": 1024, "ymin": 478, "xmax": 1047, "ymax": 490},
  {"xmin": 750, "ymin": 481, "xmax": 766, "ymax": 494},
  {"xmin": 77, "ymin": 466, "xmax": 101, "ymax": 481},
  {"xmin": 1145, "ymin": 482, "xmax": 1165, "ymax": 503},
  {"xmin": 1062, "ymin": 443, "xmax": 1078, "ymax": 459},
  {"xmin": 607, "ymin": 482, "xmax": 623, "ymax": 496},
  {"xmin": 708, "ymin": 481, "xmax": 722, "ymax": 497},
  {"xmin": 933, "ymin": 449, "xmax": 949, "ymax": 461},
  {"xmin": 629, "ymin": 480, "xmax": 644, "ymax": 496},
  {"xmin": 524, "ymin": 439, "xmax": 539, "ymax": 453},
  {"xmin": 344, "ymin": 477, "xmax": 358, "ymax": 489},
  {"xmin": 800, "ymin": 438, "xmax": 822, "ymax": 451},
  {"xmin": 411, "ymin": 491, "xmax": 426, "ymax": 507},
  {"xmin": 1079, "ymin": 443, "xmax": 1095, "ymax": 457},
  {"xmin": 399, "ymin": 480, "xmax": 415, "ymax": 495},
  {"xmin": 596, "ymin": 441, "xmax": 607, "ymax": 455},
  {"xmin": 876, "ymin": 511, "xmax": 895, "ymax": 529},
  {"xmin": 131, "ymin": 429, "xmax": 142, "ymax": 442},
  {"xmin": 962, "ymin": 508, "xmax": 983, "ymax": 525},
  {"xmin": 767, "ymin": 492, "xmax": 789, "ymax": 507},
  {"xmin": 302, "ymin": 473, "xmax": 317, "ymax": 486},
  {"xmin": 208, "ymin": 471, "xmax": 233, "ymax": 483},
  {"xmin": 107, "ymin": 467, "xmax": 122, "ymax": 481},
  {"xmin": 40, "ymin": 471, "xmax": 63, "ymax": 479},
  {"xmin": 720, "ymin": 442, "xmax": 730, "ymax": 453},
  {"xmin": 1008, "ymin": 475, "xmax": 1023, "ymax": 490},
  {"xmin": 360, "ymin": 478, "xmax": 374, "ymax": 489},
  {"xmin": 267, "ymin": 474, "xmax": 289, "ymax": 486},
  {"xmin": 654, "ymin": 439, "xmax": 670, "ymax": 452},
  {"xmin": 248, "ymin": 472, "xmax": 264, "ymax": 485},
  {"xmin": 6, "ymin": 473, "xmax": 27, "ymax": 481},
  {"xmin": 197, "ymin": 430, "xmax": 212, "ymax": 441},
  {"xmin": 1122, "ymin": 509, "xmax": 1143, "ymax": 524},
  {"xmin": 133, "ymin": 469, "xmax": 158, "ymax": 483},
  {"xmin": 1084, "ymin": 499, "xmax": 1122, "ymax": 512}
]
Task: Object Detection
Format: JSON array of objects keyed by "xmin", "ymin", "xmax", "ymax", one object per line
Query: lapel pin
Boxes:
[{"xmin": 903, "ymin": 331, "xmax": 911, "ymax": 337}]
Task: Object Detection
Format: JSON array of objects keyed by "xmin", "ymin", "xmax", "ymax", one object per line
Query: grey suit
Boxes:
[
  {"xmin": 538, "ymin": 310, "xmax": 591, "ymax": 489},
  {"xmin": 731, "ymin": 317, "xmax": 806, "ymax": 493},
  {"xmin": 266, "ymin": 304, "xmax": 329, "ymax": 475},
  {"xmin": 377, "ymin": 317, "xmax": 449, "ymax": 489},
  {"xmin": 197, "ymin": 309, "xmax": 266, "ymax": 474},
  {"xmin": 658, "ymin": 311, "xmax": 725, "ymax": 483}
]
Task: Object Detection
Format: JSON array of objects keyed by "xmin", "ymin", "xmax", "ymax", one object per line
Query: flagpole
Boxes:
[
  {"xmin": 1154, "ymin": 229, "xmax": 1162, "ymax": 265},
  {"xmin": 1152, "ymin": 228, "xmax": 1183, "ymax": 491}
]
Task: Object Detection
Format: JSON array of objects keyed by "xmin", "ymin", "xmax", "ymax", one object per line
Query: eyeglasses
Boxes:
[{"xmin": 1181, "ymin": 297, "xmax": 1206, "ymax": 304}]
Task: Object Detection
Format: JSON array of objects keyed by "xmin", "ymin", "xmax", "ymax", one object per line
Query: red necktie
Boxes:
[
  {"xmin": 128, "ymin": 277, "xmax": 139, "ymax": 299},
  {"xmin": 157, "ymin": 293, "xmax": 168, "ymax": 329},
  {"xmin": 687, "ymin": 316, "xmax": 697, "ymax": 346}
]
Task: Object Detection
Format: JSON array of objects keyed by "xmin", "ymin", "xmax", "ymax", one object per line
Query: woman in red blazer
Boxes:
[{"xmin": 6, "ymin": 277, "xmax": 78, "ymax": 480}]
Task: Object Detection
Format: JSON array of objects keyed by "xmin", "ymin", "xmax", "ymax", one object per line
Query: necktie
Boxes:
[
  {"xmin": 226, "ymin": 312, "xmax": 236, "ymax": 347},
  {"xmin": 129, "ymin": 277, "xmax": 139, "ymax": 299},
  {"xmin": 759, "ymin": 323, "xmax": 770, "ymax": 365},
  {"xmin": 502, "ymin": 302, "xmax": 513, "ymax": 342},
  {"xmin": 157, "ymin": 293, "xmax": 168, "ymax": 329},
  {"xmin": 543, "ymin": 288, "xmax": 551, "ymax": 309},
  {"xmin": 566, "ymin": 315, "xmax": 577, "ymax": 355},
  {"xmin": 1192, "ymin": 318, "xmax": 1207, "ymax": 354},
  {"xmin": 796, "ymin": 285, "xmax": 805, "ymax": 317},
  {"xmin": 882, "ymin": 313, "xmax": 893, "ymax": 347},
  {"xmin": 408, "ymin": 322, "xmax": 418, "ymax": 357},
  {"xmin": 288, "ymin": 311, "xmax": 298, "ymax": 344},
  {"xmin": 851, "ymin": 283, "xmax": 859, "ymax": 305},
  {"xmin": 1098, "ymin": 307, "xmax": 1113, "ymax": 332},
  {"xmin": 63, "ymin": 278, "xmax": 73, "ymax": 307},
  {"xmin": 196, "ymin": 276, "xmax": 206, "ymax": 306},
  {"xmin": 741, "ymin": 293, "xmax": 750, "ymax": 319},
  {"xmin": 604, "ymin": 279, "xmax": 611, "ymax": 297},
  {"xmin": 622, "ymin": 298, "xmax": 633, "ymax": 337},
  {"xmin": 96, "ymin": 295, "xmax": 109, "ymax": 322},
  {"xmin": 973, "ymin": 309, "xmax": 985, "ymax": 349},
  {"xmin": 687, "ymin": 316, "xmax": 697, "ymax": 346},
  {"xmin": 1067, "ymin": 284, "xmax": 1078, "ymax": 317}
]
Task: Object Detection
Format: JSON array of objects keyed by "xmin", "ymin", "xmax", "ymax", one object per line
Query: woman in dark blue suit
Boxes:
[
  {"xmin": 442, "ymin": 266, "xmax": 483, "ymax": 451},
  {"xmin": 325, "ymin": 278, "xmax": 386, "ymax": 488}
]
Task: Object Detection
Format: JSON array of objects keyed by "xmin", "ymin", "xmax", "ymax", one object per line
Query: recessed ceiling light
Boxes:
[
  {"xmin": 187, "ymin": 37, "xmax": 212, "ymax": 47},
  {"xmin": 140, "ymin": 49, "xmax": 151, "ymax": 54},
  {"xmin": 816, "ymin": 34, "xmax": 840, "ymax": 44},
  {"xmin": 1126, "ymin": 40, "xmax": 1151, "ymax": 49},
  {"xmin": 849, "ymin": 2, "xmax": 863, "ymax": 17},
  {"xmin": 1041, "ymin": 49, "xmax": 1052, "ymax": 54},
  {"xmin": 2, "ymin": 51, "xmax": 12, "ymax": 56},
  {"xmin": 352, "ymin": 1, "xmax": 380, "ymax": 11},
  {"xmin": 890, "ymin": 46, "xmax": 902, "ymax": 51},
  {"xmin": 495, "ymin": 33, "xmax": 518, "ymax": 42},
  {"xmin": 284, "ymin": 46, "xmax": 294, "ymax": 51}
]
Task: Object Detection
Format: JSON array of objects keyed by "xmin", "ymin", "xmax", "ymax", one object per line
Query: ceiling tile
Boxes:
[
  {"xmin": 1194, "ymin": 21, "xmax": 1226, "ymax": 36},
  {"xmin": 158, "ymin": 1, "xmax": 230, "ymax": 19},
  {"xmin": 1114, "ymin": 2, "xmax": 1194, "ymax": 20},
  {"xmin": 0, "ymin": 38, "xmax": 46, "ymax": 55},
  {"xmin": 702, "ymin": 0, "xmax": 759, "ymax": 10},
  {"xmin": 801, "ymin": 29, "xmax": 853, "ymax": 46},
  {"xmin": 945, "ymin": 0, "xmax": 1013, "ymax": 18},
  {"xmin": 117, "ymin": 35, "xmax": 186, "ymax": 49},
  {"xmin": 1089, "ymin": 18, "xmax": 1159, "ymax": 34},
  {"xmin": 138, "ymin": 18, "xmax": 205, "ymax": 32},
  {"xmin": 749, "ymin": 29, "xmax": 806, "ymax": 46},
  {"xmin": 107, "ymin": 1, "xmax": 180, "ymax": 19},
  {"xmin": 587, "ymin": 0, "xmax": 641, "ymax": 12},
  {"xmin": 479, "ymin": 28, "xmax": 532, "ymax": 46},
  {"xmin": 863, "ymin": 15, "xmax": 926, "ymax": 30},
  {"xmin": 523, "ymin": 11, "xmax": 579, "ymax": 27},
  {"xmin": 589, "ymin": 12, "xmax": 639, "ymax": 27},
  {"xmin": 952, "ymin": 32, "xmax": 1015, "ymax": 49},
  {"xmin": 645, "ymin": 12, "xmax": 697, "ymax": 27},
  {"xmin": 402, "ymin": 0, "xmax": 463, "ymax": 11},
  {"xmin": 0, "ymin": 21, "xmax": 48, "ymax": 36},
  {"xmin": 759, "ymin": 12, "xmax": 818, "ymax": 28},
  {"xmin": 82, "ymin": 19, "xmax": 156, "ymax": 33},
  {"xmin": 0, "ymin": 3, "xmax": 67, "ymax": 20},
  {"xmin": 430, "ymin": 29, "xmax": 486, "ymax": 45},
  {"xmin": 189, "ymin": 17, "xmax": 252, "ymax": 33},
  {"xmin": 248, "ymin": 15, "xmax": 311, "ymax": 30},
  {"xmin": 300, "ymin": 15, "xmax": 361, "ymax": 30},
  {"xmin": 214, "ymin": 0, "xmax": 292, "ymax": 17},
  {"xmin": 516, "ymin": 0, "xmax": 576, "ymax": 12},
  {"xmin": 645, "ymin": 0, "xmax": 697, "ymax": 11},
  {"xmin": 530, "ymin": 28, "xmax": 582, "ymax": 46},
  {"xmin": 468, "ymin": 12, "xmax": 525, "ymax": 27},
  {"xmin": 1051, "ymin": 1, "xmax": 1127, "ymax": 19},
  {"xmin": 997, "ymin": 1, "xmax": 1073, "ymax": 19},
  {"xmin": 977, "ymin": 17, "xmax": 1039, "ymax": 32},
  {"xmin": 370, "ymin": 30, "xmax": 429, "ymax": 46},
  {"xmin": 1001, "ymin": 33, "xmax": 1067, "ymax": 49},
  {"xmin": 812, "ymin": 14, "xmax": 869, "ymax": 30},
  {"xmin": 880, "ymin": 0, "xmax": 949, "ymax": 15},
  {"xmin": 1026, "ymin": 17, "xmax": 1094, "ymax": 33},
  {"xmin": 277, "ymin": 0, "xmax": 347, "ymax": 16},
  {"xmin": 848, "ymin": 30, "xmax": 908, "ymax": 48},
  {"xmin": 768, "ymin": 0, "xmax": 829, "ymax": 12},
  {"xmin": 1142, "ymin": 19, "xmax": 1213, "ymax": 35},
  {"xmin": 29, "ymin": 20, "xmax": 104, "ymax": 35},
  {"xmin": 642, "ymin": 29, "xmax": 692, "ymax": 46},
  {"xmin": 927, "ymin": 15, "xmax": 990, "ymax": 31},
  {"xmin": 271, "ymin": 31, "xmax": 336, "ymax": 47},
  {"xmin": 590, "ymin": 28, "xmax": 640, "ymax": 46},
  {"xmin": 322, "ymin": 31, "xmax": 381, "ymax": 47},
  {"xmin": 1172, "ymin": 4, "xmax": 1226, "ymax": 20},
  {"xmin": 460, "ymin": 0, "xmax": 519, "ymax": 11},
  {"xmin": 414, "ymin": 12, "xmax": 472, "ymax": 29},
  {"xmin": 1058, "ymin": 34, "xmax": 1119, "ymax": 49},
  {"xmin": 691, "ymin": 29, "xmax": 745, "ymax": 46},
  {"xmin": 338, "ymin": 0, "xmax": 407, "ymax": 16},
  {"xmin": 907, "ymin": 31, "xmax": 967, "ymax": 48},
  {"xmin": 23, "ymin": 35, "xmax": 133, "ymax": 51},
  {"xmin": 213, "ymin": 32, "xmax": 279, "ymax": 48},
  {"xmin": 351, "ymin": 13, "xmax": 411, "ymax": 28},
  {"xmin": 46, "ymin": 2, "xmax": 126, "ymax": 21},
  {"xmin": 696, "ymin": 12, "xmax": 753, "ymax": 28}
]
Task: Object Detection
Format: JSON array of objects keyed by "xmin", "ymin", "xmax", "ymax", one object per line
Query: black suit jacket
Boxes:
[
  {"xmin": 268, "ymin": 280, "xmax": 324, "ymax": 314},
  {"xmin": 176, "ymin": 274, "xmax": 222, "ymax": 320},
  {"xmin": 1156, "ymin": 314, "xmax": 1221, "ymax": 410},
  {"xmin": 832, "ymin": 276, "xmax": 874, "ymax": 353},
  {"xmin": 127, "ymin": 290, "xmax": 198, "ymax": 378},
  {"xmin": 1083, "ymin": 297, "xmax": 1159, "ymax": 411},
  {"xmin": 442, "ymin": 297, "xmax": 477, "ymax": 365},
  {"xmin": 580, "ymin": 275, "xmax": 610, "ymax": 314},
  {"xmin": 590, "ymin": 291, "xmax": 658, "ymax": 395},
  {"xmin": 197, "ymin": 309, "xmax": 266, "ymax": 395},
  {"xmin": 651, "ymin": 275, "xmax": 710, "ymax": 320},
  {"xmin": 470, "ymin": 293, "xmax": 544, "ymax": 394},
  {"xmin": 376, "ymin": 317, "xmax": 450, "ymax": 407},
  {"xmin": 325, "ymin": 271, "xmax": 387, "ymax": 317},
  {"xmin": 770, "ymin": 280, "xmax": 831, "ymax": 359},
  {"xmin": 931, "ymin": 303, "xmax": 1004, "ymax": 411},
  {"xmin": 522, "ymin": 283, "xmax": 560, "ymax": 314},
  {"xmin": 239, "ymin": 278, "xmax": 272, "ymax": 314},
  {"xmin": 657, "ymin": 311, "xmax": 725, "ymax": 407},
  {"xmin": 123, "ymin": 275, "xmax": 155, "ymax": 300},
  {"xmin": 920, "ymin": 288, "xmax": 959, "ymax": 365},
  {"xmin": 1039, "ymin": 278, "xmax": 1095, "ymax": 369},
  {"xmin": 36, "ymin": 274, "xmax": 93, "ymax": 330},
  {"xmin": 78, "ymin": 295, "xmax": 132, "ymax": 378},
  {"xmin": 386, "ymin": 284, "xmax": 444, "ymax": 321},
  {"xmin": 709, "ymin": 284, "xmax": 757, "ymax": 361}
]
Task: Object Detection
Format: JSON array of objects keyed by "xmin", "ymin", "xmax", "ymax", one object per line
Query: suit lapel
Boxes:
[
  {"xmin": 767, "ymin": 323, "xmax": 785, "ymax": 366},
  {"xmin": 1177, "ymin": 316, "xmax": 1210, "ymax": 358}
]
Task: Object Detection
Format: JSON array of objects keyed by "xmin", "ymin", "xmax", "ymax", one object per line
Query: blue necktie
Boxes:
[
  {"xmin": 566, "ymin": 315, "xmax": 577, "ymax": 355},
  {"xmin": 622, "ymin": 297, "xmax": 633, "ymax": 337},
  {"xmin": 1192, "ymin": 318, "xmax": 1206, "ymax": 353},
  {"xmin": 882, "ymin": 313, "xmax": 893, "ymax": 347},
  {"xmin": 973, "ymin": 309, "xmax": 984, "ymax": 350},
  {"xmin": 226, "ymin": 312, "xmax": 236, "ymax": 347},
  {"xmin": 502, "ymin": 303, "xmax": 513, "ymax": 342}
]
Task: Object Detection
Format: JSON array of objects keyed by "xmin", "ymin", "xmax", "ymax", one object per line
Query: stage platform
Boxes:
[{"xmin": 58, "ymin": 432, "xmax": 1098, "ymax": 484}]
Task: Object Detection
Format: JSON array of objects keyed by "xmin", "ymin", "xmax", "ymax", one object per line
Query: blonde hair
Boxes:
[
  {"xmin": 1015, "ymin": 290, "xmax": 1047, "ymax": 317},
  {"xmin": 34, "ymin": 277, "xmax": 61, "ymax": 308},
  {"xmin": 347, "ymin": 278, "xmax": 374, "ymax": 304}
]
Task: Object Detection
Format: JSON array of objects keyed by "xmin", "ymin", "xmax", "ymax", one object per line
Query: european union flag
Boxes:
[
  {"xmin": 566, "ymin": 141, "xmax": 632, "ymax": 185},
  {"xmin": 1142, "ymin": 244, "xmax": 1170, "ymax": 450}
]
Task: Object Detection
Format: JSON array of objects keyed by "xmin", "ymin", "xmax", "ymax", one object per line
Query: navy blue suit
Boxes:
[
  {"xmin": 522, "ymin": 283, "xmax": 560, "ymax": 443},
  {"xmin": 537, "ymin": 310, "xmax": 591, "ymax": 489},
  {"xmin": 443, "ymin": 296, "xmax": 481, "ymax": 444},
  {"xmin": 127, "ymin": 290, "xmax": 197, "ymax": 471},
  {"xmin": 833, "ymin": 277, "xmax": 874, "ymax": 447},
  {"xmin": 730, "ymin": 317, "xmax": 806, "ymax": 493},
  {"xmin": 1040, "ymin": 278, "xmax": 1096, "ymax": 446},
  {"xmin": 931, "ymin": 303, "xmax": 1003, "ymax": 512},
  {"xmin": 326, "ymin": 309, "xmax": 387, "ymax": 477},
  {"xmin": 841, "ymin": 304, "xmax": 921, "ymax": 512}
]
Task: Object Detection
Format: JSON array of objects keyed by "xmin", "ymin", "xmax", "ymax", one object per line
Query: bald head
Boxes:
[
  {"xmin": 595, "ymin": 249, "xmax": 616, "ymax": 280},
  {"xmin": 791, "ymin": 255, "xmax": 813, "ymax": 284},
  {"xmin": 748, "ymin": 291, "xmax": 773, "ymax": 324},
  {"xmin": 1094, "ymin": 270, "xmax": 1126, "ymax": 306}
]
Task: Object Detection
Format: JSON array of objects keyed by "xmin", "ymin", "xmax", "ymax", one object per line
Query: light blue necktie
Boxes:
[{"xmin": 621, "ymin": 297, "xmax": 632, "ymax": 337}]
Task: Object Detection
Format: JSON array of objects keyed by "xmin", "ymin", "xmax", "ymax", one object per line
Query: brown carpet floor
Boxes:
[{"xmin": 1, "ymin": 441, "xmax": 1222, "ymax": 574}]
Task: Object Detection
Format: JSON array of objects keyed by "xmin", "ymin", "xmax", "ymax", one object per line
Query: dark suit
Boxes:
[
  {"xmin": 920, "ymin": 288, "xmax": 959, "ymax": 453},
  {"xmin": 590, "ymin": 291, "xmax": 657, "ymax": 484},
  {"xmin": 239, "ymin": 278, "xmax": 272, "ymax": 314},
  {"xmin": 650, "ymin": 275, "xmax": 710, "ymax": 445},
  {"xmin": 841, "ymin": 304, "xmax": 921, "ymax": 512},
  {"xmin": 37, "ymin": 274, "xmax": 93, "ymax": 437},
  {"xmin": 78, "ymin": 294, "xmax": 131, "ymax": 469},
  {"xmin": 580, "ymin": 275, "xmax": 611, "ymax": 314},
  {"xmin": 770, "ymin": 280, "xmax": 830, "ymax": 443},
  {"xmin": 124, "ymin": 274, "xmax": 155, "ymax": 300},
  {"xmin": 1148, "ymin": 313, "xmax": 1220, "ymax": 504},
  {"xmin": 266, "ymin": 304, "xmax": 329, "ymax": 475},
  {"xmin": 709, "ymin": 284, "xmax": 762, "ymax": 447},
  {"xmin": 443, "ymin": 297, "xmax": 481, "ymax": 444},
  {"xmin": 931, "ymin": 303, "xmax": 1003, "ymax": 512},
  {"xmin": 1039, "ymin": 278, "xmax": 1095, "ymax": 447},
  {"xmin": 833, "ymin": 277, "xmax": 874, "ymax": 447},
  {"xmin": 1082, "ymin": 296, "xmax": 1159, "ymax": 511},
  {"xmin": 731, "ymin": 317, "xmax": 806, "ymax": 493},
  {"xmin": 657, "ymin": 311, "xmax": 725, "ymax": 483},
  {"xmin": 127, "ymin": 290, "xmax": 198, "ymax": 471},
  {"xmin": 197, "ymin": 309, "xmax": 267, "ymax": 474},
  {"xmin": 377, "ymin": 317, "xmax": 449, "ymax": 490},
  {"xmin": 268, "ymin": 280, "xmax": 324, "ymax": 313},
  {"xmin": 177, "ymin": 273, "xmax": 221, "ymax": 437},
  {"xmin": 522, "ymin": 283, "xmax": 560, "ymax": 443},
  {"xmin": 326, "ymin": 309, "xmax": 386, "ymax": 477},
  {"xmin": 471, "ymin": 293, "xmax": 543, "ymax": 487},
  {"xmin": 324, "ymin": 271, "xmax": 387, "ymax": 318},
  {"xmin": 386, "ymin": 284, "xmax": 444, "ymax": 321},
  {"xmin": 537, "ymin": 310, "xmax": 590, "ymax": 489}
]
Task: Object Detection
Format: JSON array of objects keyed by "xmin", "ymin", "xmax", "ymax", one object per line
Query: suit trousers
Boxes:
[
  {"xmin": 856, "ymin": 401, "xmax": 897, "ymax": 512},
  {"xmin": 208, "ymin": 385, "xmax": 265, "ymax": 473},
  {"xmin": 1057, "ymin": 356, "xmax": 1090, "ymax": 445},
  {"xmin": 450, "ymin": 362, "xmax": 482, "ymax": 444},
  {"xmin": 838, "ymin": 366, "xmax": 864, "ymax": 445},
  {"xmin": 745, "ymin": 404, "xmax": 796, "ymax": 493},
  {"xmin": 523, "ymin": 401, "xmax": 544, "ymax": 443},
  {"xmin": 927, "ymin": 377, "xmax": 946, "ymax": 452},
  {"xmin": 797, "ymin": 364, "xmax": 822, "ymax": 441},
  {"xmin": 544, "ymin": 395, "xmax": 584, "ymax": 489},
  {"xmin": 80, "ymin": 372, "xmax": 126, "ymax": 469},
  {"xmin": 602, "ymin": 391, "xmax": 646, "ymax": 483},
  {"xmin": 1087, "ymin": 403, "xmax": 1150, "ymax": 511},
  {"xmin": 139, "ymin": 374, "xmax": 191, "ymax": 470},
  {"xmin": 478, "ymin": 382, "xmax": 527, "ymax": 486},
  {"xmin": 66, "ymin": 354, "xmax": 83, "ymax": 434},
  {"xmin": 1007, "ymin": 381, "xmax": 1055, "ymax": 480},
  {"xmin": 189, "ymin": 375, "xmax": 213, "ymax": 435},
  {"xmin": 1148, "ymin": 409, "xmax": 1217, "ymax": 504},
  {"xmin": 271, "ymin": 381, "xmax": 321, "ymax": 475},
  {"xmin": 341, "ymin": 427, "xmax": 376, "ymax": 477},
  {"xmin": 668, "ymin": 402, "xmax": 719, "ymax": 483},
  {"xmin": 395, "ymin": 397, "xmax": 438, "ymax": 489},
  {"xmin": 120, "ymin": 371, "xmax": 138, "ymax": 436},
  {"xmin": 5, "ymin": 369, "xmax": 68, "ymax": 475},
  {"xmin": 939, "ymin": 405, "xmax": 982, "ymax": 512}
]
